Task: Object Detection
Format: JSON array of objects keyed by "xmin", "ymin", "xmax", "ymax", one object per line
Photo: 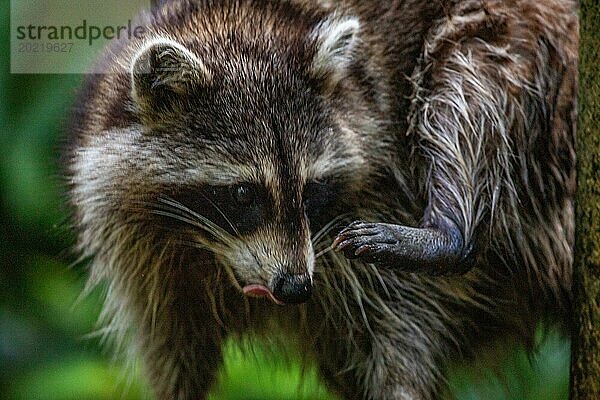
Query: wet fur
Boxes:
[{"xmin": 64, "ymin": 0, "xmax": 578, "ymax": 399}]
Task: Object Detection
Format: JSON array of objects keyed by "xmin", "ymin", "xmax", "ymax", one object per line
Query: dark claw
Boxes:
[
  {"xmin": 333, "ymin": 229, "xmax": 379, "ymax": 250},
  {"xmin": 333, "ymin": 238, "xmax": 358, "ymax": 252},
  {"xmin": 334, "ymin": 221, "xmax": 398, "ymax": 264}
]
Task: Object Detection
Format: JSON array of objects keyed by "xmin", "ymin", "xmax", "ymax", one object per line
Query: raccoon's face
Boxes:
[{"xmin": 75, "ymin": 15, "xmax": 375, "ymax": 305}]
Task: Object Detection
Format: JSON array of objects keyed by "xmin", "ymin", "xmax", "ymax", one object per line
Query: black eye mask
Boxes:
[{"xmin": 161, "ymin": 183, "xmax": 272, "ymax": 236}]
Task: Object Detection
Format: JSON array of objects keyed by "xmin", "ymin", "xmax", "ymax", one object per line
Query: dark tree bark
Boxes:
[{"xmin": 570, "ymin": 1, "xmax": 600, "ymax": 399}]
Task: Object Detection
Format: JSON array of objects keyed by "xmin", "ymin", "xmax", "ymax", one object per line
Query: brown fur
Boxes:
[{"xmin": 64, "ymin": 0, "xmax": 578, "ymax": 399}]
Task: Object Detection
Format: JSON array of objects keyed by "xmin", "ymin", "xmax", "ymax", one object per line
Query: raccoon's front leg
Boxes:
[
  {"xmin": 135, "ymin": 257, "xmax": 228, "ymax": 399},
  {"xmin": 144, "ymin": 332, "xmax": 224, "ymax": 399},
  {"xmin": 333, "ymin": 221, "xmax": 471, "ymax": 274},
  {"xmin": 335, "ymin": 4, "xmax": 555, "ymax": 275}
]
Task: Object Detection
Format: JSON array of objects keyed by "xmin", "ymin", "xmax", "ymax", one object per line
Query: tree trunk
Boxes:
[{"xmin": 570, "ymin": 1, "xmax": 600, "ymax": 399}]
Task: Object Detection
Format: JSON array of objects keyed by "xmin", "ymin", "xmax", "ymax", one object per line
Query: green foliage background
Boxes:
[{"xmin": 0, "ymin": 1, "xmax": 572, "ymax": 399}]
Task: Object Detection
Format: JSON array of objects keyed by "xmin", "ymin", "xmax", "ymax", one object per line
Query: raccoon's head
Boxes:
[{"xmin": 72, "ymin": 9, "xmax": 381, "ymax": 305}]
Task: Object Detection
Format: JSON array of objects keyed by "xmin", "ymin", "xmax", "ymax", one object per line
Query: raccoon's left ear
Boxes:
[
  {"xmin": 309, "ymin": 15, "xmax": 360, "ymax": 83},
  {"xmin": 130, "ymin": 38, "xmax": 211, "ymax": 112}
]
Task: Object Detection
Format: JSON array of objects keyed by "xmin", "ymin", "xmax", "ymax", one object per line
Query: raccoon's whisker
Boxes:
[
  {"xmin": 158, "ymin": 197, "xmax": 237, "ymax": 242},
  {"xmin": 155, "ymin": 198, "xmax": 235, "ymax": 244},
  {"xmin": 183, "ymin": 240, "xmax": 230, "ymax": 257},
  {"xmin": 311, "ymin": 213, "xmax": 351, "ymax": 244},
  {"xmin": 311, "ymin": 214, "xmax": 351, "ymax": 260},
  {"xmin": 156, "ymin": 197, "xmax": 206, "ymax": 219},
  {"xmin": 315, "ymin": 244, "xmax": 335, "ymax": 259},
  {"xmin": 365, "ymin": 262, "xmax": 391, "ymax": 299},
  {"xmin": 194, "ymin": 214, "xmax": 236, "ymax": 243},
  {"xmin": 194, "ymin": 191, "xmax": 241, "ymax": 237},
  {"xmin": 222, "ymin": 263, "xmax": 244, "ymax": 293},
  {"xmin": 150, "ymin": 209, "xmax": 229, "ymax": 241},
  {"xmin": 150, "ymin": 209, "xmax": 202, "ymax": 228},
  {"xmin": 156, "ymin": 197, "xmax": 212, "ymax": 224},
  {"xmin": 152, "ymin": 210, "xmax": 235, "ymax": 248}
]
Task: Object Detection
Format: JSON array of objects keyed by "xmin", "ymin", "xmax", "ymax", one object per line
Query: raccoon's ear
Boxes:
[
  {"xmin": 310, "ymin": 16, "xmax": 360, "ymax": 83},
  {"xmin": 130, "ymin": 38, "xmax": 211, "ymax": 110}
]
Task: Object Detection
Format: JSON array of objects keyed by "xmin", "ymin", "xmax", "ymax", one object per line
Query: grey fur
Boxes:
[{"xmin": 64, "ymin": 0, "xmax": 578, "ymax": 399}]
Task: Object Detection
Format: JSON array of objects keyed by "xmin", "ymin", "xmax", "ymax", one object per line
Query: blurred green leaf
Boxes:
[
  {"xmin": 9, "ymin": 355, "xmax": 151, "ymax": 400},
  {"xmin": 24, "ymin": 254, "xmax": 98, "ymax": 334},
  {"xmin": 448, "ymin": 330, "xmax": 569, "ymax": 400},
  {"xmin": 211, "ymin": 341, "xmax": 334, "ymax": 400},
  {"xmin": 1, "ymin": 74, "xmax": 80, "ymax": 231}
]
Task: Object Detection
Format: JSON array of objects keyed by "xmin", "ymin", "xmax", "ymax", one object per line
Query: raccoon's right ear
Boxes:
[{"xmin": 130, "ymin": 38, "xmax": 211, "ymax": 112}]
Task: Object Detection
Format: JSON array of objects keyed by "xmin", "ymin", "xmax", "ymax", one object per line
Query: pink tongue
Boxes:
[{"xmin": 243, "ymin": 284, "xmax": 284, "ymax": 305}]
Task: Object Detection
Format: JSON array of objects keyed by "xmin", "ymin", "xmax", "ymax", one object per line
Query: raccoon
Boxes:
[{"xmin": 64, "ymin": 0, "xmax": 578, "ymax": 398}]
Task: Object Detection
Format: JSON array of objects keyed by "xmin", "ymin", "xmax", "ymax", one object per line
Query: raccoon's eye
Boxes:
[{"xmin": 231, "ymin": 183, "xmax": 256, "ymax": 206}]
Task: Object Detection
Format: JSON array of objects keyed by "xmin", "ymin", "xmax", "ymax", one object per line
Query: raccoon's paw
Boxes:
[
  {"xmin": 333, "ymin": 221, "xmax": 402, "ymax": 265},
  {"xmin": 333, "ymin": 221, "xmax": 472, "ymax": 274}
]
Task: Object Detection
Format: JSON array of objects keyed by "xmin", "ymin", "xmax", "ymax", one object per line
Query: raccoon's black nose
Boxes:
[{"xmin": 273, "ymin": 273, "xmax": 312, "ymax": 304}]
